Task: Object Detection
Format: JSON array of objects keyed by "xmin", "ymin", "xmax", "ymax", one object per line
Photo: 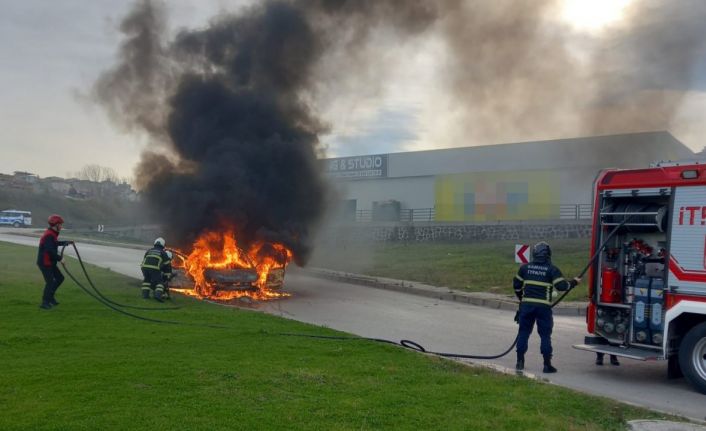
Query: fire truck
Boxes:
[{"xmin": 573, "ymin": 161, "xmax": 706, "ymax": 394}]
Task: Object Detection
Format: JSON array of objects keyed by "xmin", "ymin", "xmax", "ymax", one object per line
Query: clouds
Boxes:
[
  {"xmin": 2, "ymin": 0, "xmax": 706, "ymax": 182},
  {"xmin": 0, "ymin": 0, "xmax": 251, "ymax": 178}
]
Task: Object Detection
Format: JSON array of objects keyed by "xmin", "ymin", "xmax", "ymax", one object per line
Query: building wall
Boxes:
[
  {"xmin": 325, "ymin": 132, "xmax": 693, "ymax": 222},
  {"xmin": 335, "ymin": 168, "xmax": 599, "ymax": 221},
  {"xmin": 335, "ymin": 176, "xmax": 435, "ymax": 210}
]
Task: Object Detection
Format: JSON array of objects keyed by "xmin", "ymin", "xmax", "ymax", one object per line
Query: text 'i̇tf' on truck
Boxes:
[{"xmin": 574, "ymin": 161, "xmax": 706, "ymax": 394}]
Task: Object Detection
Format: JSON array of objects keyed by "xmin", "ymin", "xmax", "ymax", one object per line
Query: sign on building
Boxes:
[{"xmin": 324, "ymin": 154, "xmax": 388, "ymax": 179}]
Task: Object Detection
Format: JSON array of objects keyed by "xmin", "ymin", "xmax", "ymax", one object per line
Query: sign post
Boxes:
[{"xmin": 515, "ymin": 244, "xmax": 530, "ymax": 264}]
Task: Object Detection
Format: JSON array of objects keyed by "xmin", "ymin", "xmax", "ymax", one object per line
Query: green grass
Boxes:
[
  {"xmin": 310, "ymin": 239, "xmax": 591, "ymax": 301},
  {"xmin": 0, "ymin": 241, "xmax": 669, "ymax": 430}
]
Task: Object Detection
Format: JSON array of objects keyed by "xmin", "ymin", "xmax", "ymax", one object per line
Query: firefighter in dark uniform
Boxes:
[
  {"xmin": 141, "ymin": 237, "xmax": 170, "ymax": 301},
  {"xmin": 161, "ymin": 250, "xmax": 174, "ymax": 300},
  {"xmin": 37, "ymin": 214, "xmax": 73, "ymax": 310},
  {"xmin": 513, "ymin": 242, "xmax": 580, "ymax": 373}
]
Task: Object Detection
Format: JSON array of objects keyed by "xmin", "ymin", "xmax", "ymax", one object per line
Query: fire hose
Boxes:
[
  {"xmin": 60, "ymin": 242, "xmax": 180, "ymax": 311},
  {"xmin": 278, "ymin": 214, "xmax": 635, "ymax": 360},
  {"xmin": 57, "ymin": 214, "xmax": 633, "ymax": 360}
]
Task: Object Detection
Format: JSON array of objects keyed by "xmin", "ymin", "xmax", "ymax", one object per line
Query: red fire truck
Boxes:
[{"xmin": 573, "ymin": 161, "xmax": 706, "ymax": 394}]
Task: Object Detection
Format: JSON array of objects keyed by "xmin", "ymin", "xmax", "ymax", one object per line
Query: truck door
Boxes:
[{"xmin": 667, "ymin": 186, "xmax": 706, "ymax": 296}]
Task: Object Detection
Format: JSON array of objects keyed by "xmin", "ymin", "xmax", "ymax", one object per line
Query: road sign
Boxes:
[{"xmin": 515, "ymin": 244, "xmax": 530, "ymax": 264}]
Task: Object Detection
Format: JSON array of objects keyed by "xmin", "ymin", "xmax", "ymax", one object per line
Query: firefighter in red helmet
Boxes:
[{"xmin": 37, "ymin": 214, "xmax": 73, "ymax": 309}]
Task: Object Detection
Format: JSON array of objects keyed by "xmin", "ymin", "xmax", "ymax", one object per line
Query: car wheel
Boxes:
[
  {"xmin": 12, "ymin": 221, "xmax": 21, "ymax": 228},
  {"xmin": 678, "ymin": 322, "xmax": 706, "ymax": 395}
]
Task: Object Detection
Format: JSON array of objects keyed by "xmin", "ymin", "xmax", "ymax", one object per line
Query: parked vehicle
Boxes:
[
  {"xmin": 0, "ymin": 210, "xmax": 32, "ymax": 227},
  {"xmin": 574, "ymin": 161, "xmax": 706, "ymax": 394}
]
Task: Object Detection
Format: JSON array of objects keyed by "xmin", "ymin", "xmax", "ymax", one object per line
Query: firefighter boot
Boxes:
[
  {"xmin": 595, "ymin": 353, "xmax": 604, "ymax": 366},
  {"xmin": 142, "ymin": 288, "xmax": 151, "ymax": 299},
  {"xmin": 515, "ymin": 354, "xmax": 524, "ymax": 371},
  {"xmin": 49, "ymin": 283, "xmax": 60, "ymax": 306},
  {"xmin": 154, "ymin": 286, "xmax": 164, "ymax": 302},
  {"xmin": 39, "ymin": 302, "xmax": 52, "ymax": 310},
  {"xmin": 543, "ymin": 356, "xmax": 557, "ymax": 373},
  {"xmin": 610, "ymin": 355, "xmax": 620, "ymax": 366}
]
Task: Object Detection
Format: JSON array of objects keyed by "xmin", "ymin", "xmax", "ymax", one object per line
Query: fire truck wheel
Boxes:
[{"xmin": 678, "ymin": 322, "xmax": 706, "ymax": 395}]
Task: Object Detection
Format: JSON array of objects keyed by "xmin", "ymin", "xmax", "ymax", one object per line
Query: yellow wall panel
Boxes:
[{"xmin": 435, "ymin": 170, "xmax": 560, "ymax": 221}]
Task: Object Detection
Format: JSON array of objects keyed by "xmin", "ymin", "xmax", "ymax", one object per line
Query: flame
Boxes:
[{"xmin": 171, "ymin": 230, "xmax": 292, "ymax": 302}]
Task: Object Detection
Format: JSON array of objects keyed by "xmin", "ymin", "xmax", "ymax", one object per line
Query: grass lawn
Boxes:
[
  {"xmin": 0, "ymin": 241, "xmax": 670, "ymax": 430},
  {"xmin": 310, "ymin": 239, "xmax": 592, "ymax": 301}
]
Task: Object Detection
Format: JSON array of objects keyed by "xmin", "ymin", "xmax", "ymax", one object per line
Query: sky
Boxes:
[{"xmin": 1, "ymin": 0, "xmax": 705, "ymax": 180}]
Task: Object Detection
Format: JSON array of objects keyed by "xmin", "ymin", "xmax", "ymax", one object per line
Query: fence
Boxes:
[
  {"xmin": 354, "ymin": 205, "xmax": 591, "ymax": 222},
  {"xmin": 559, "ymin": 204, "xmax": 593, "ymax": 220}
]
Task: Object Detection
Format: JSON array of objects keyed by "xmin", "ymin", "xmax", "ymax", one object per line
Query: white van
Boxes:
[{"xmin": 0, "ymin": 210, "xmax": 32, "ymax": 227}]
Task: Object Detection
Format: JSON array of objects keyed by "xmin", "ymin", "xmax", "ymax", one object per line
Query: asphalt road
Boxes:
[{"xmin": 2, "ymin": 229, "xmax": 704, "ymax": 421}]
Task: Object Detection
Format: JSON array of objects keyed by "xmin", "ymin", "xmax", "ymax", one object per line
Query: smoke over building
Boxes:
[{"xmin": 94, "ymin": 0, "xmax": 706, "ymax": 263}]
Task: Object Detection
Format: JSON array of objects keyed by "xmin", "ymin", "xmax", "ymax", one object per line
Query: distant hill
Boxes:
[{"xmin": 0, "ymin": 188, "xmax": 152, "ymax": 230}]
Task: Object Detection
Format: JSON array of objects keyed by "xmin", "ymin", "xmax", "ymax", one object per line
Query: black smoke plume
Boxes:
[{"xmin": 95, "ymin": 0, "xmax": 437, "ymax": 263}]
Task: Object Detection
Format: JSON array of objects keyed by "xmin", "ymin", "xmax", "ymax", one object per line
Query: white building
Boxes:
[{"xmin": 323, "ymin": 131, "xmax": 694, "ymax": 223}]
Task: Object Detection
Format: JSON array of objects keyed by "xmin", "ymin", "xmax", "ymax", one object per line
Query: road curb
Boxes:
[
  {"xmin": 304, "ymin": 267, "xmax": 587, "ymax": 316},
  {"xmin": 628, "ymin": 420, "xmax": 706, "ymax": 431}
]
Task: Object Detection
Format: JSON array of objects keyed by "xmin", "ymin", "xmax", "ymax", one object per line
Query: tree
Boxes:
[{"xmin": 74, "ymin": 164, "xmax": 120, "ymax": 183}]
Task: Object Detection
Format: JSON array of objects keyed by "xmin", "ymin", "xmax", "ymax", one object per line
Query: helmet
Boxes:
[
  {"xmin": 154, "ymin": 237, "xmax": 166, "ymax": 247},
  {"xmin": 48, "ymin": 214, "xmax": 65, "ymax": 226},
  {"xmin": 532, "ymin": 241, "xmax": 552, "ymax": 260},
  {"xmin": 165, "ymin": 250, "xmax": 173, "ymax": 259}
]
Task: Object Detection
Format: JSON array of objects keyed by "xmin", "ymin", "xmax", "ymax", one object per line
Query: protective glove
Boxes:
[
  {"xmin": 569, "ymin": 277, "xmax": 581, "ymax": 289},
  {"xmin": 514, "ymin": 310, "xmax": 520, "ymax": 324}
]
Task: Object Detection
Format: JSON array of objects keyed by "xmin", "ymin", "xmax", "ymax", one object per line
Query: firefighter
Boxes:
[
  {"xmin": 140, "ymin": 237, "xmax": 170, "ymax": 301},
  {"xmin": 37, "ymin": 214, "xmax": 73, "ymax": 310},
  {"xmin": 513, "ymin": 241, "xmax": 580, "ymax": 373},
  {"xmin": 161, "ymin": 250, "xmax": 174, "ymax": 300}
]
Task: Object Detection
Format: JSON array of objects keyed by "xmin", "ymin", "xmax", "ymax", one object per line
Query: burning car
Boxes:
[{"xmin": 169, "ymin": 231, "xmax": 291, "ymax": 301}]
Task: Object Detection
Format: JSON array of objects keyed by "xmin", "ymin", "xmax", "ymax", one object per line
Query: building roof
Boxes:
[
  {"xmin": 395, "ymin": 131, "xmax": 693, "ymax": 177},
  {"xmin": 327, "ymin": 131, "xmax": 694, "ymax": 179}
]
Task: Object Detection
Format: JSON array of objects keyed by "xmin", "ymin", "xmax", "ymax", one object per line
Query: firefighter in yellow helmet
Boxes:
[{"xmin": 140, "ymin": 237, "xmax": 170, "ymax": 301}]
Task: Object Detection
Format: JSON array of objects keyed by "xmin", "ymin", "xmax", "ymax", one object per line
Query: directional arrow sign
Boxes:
[{"xmin": 515, "ymin": 244, "xmax": 530, "ymax": 264}]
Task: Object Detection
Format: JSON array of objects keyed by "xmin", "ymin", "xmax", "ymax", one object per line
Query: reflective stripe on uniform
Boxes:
[
  {"xmin": 515, "ymin": 274, "xmax": 524, "ymax": 282},
  {"xmin": 524, "ymin": 280, "xmax": 552, "ymax": 287},
  {"xmin": 522, "ymin": 297, "xmax": 552, "ymax": 306},
  {"xmin": 522, "ymin": 280, "xmax": 553, "ymax": 302},
  {"xmin": 552, "ymin": 277, "xmax": 566, "ymax": 286},
  {"xmin": 141, "ymin": 249, "xmax": 164, "ymax": 270}
]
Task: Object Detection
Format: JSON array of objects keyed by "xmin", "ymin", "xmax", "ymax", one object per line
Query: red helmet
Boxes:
[{"xmin": 48, "ymin": 214, "xmax": 65, "ymax": 226}]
